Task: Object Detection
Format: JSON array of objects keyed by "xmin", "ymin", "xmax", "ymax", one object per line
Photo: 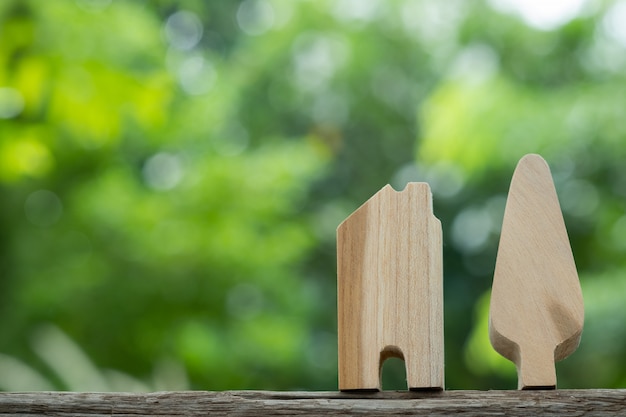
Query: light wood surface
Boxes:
[
  {"xmin": 337, "ymin": 183, "xmax": 443, "ymax": 391},
  {"xmin": 489, "ymin": 154, "xmax": 584, "ymax": 389},
  {"xmin": 0, "ymin": 390, "xmax": 624, "ymax": 416}
]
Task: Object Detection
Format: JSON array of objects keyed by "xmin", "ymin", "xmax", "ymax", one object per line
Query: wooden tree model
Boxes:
[{"xmin": 490, "ymin": 154, "xmax": 584, "ymax": 389}]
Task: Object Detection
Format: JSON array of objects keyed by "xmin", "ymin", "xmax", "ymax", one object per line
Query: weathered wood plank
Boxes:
[{"xmin": 0, "ymin": 390, "xmax": 624, "ymax": 416}]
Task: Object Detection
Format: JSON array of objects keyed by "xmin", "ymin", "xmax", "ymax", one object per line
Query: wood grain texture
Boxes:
[
  {"xmin": 337, "ymin": 183, "xmax": 443, "ymax": 391},
  {"xmin": 0, "ymin": 390, "xmax": 624, "ymax": 416},
  {"xmin": 490, "ymin": 154, "xmax": 584, "ymax": 390}
]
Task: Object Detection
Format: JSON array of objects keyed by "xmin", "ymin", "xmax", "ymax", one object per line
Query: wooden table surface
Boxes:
[{"xmin": 0, "ymin": 389, "xmax": 624, "ymax": 416}]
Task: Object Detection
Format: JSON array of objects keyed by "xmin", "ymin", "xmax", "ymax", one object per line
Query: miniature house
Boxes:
[{"xmin": 336, "ymin": 182, "xmax": 444, "ymax": 391}]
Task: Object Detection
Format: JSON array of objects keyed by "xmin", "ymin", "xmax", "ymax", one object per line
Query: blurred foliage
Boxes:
[{"xmin": 0, "ymin": 0, "xmax": 625, "ymax": 391}]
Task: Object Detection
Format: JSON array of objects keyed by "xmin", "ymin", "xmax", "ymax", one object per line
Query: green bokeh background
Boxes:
[{"xmin": 1, "ymin": 0, "xmax": 625, "ymax": 391}]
